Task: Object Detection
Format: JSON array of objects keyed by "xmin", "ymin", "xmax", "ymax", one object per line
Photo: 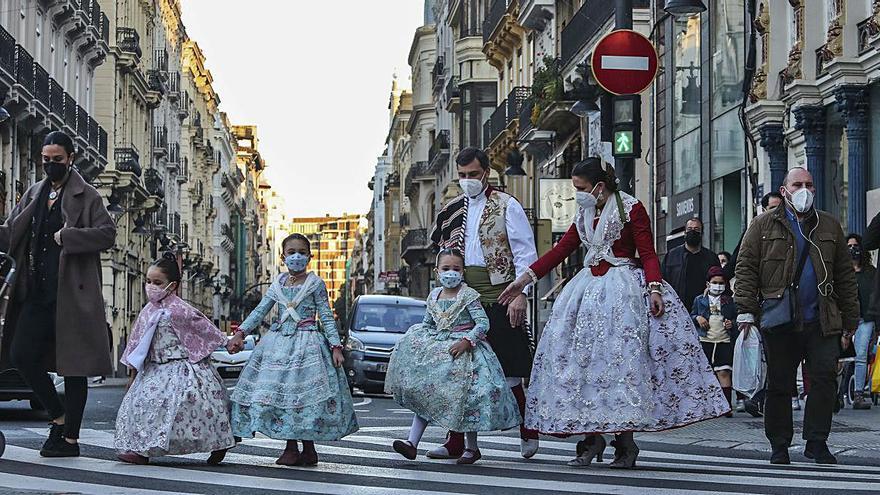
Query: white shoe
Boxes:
[
  {"xmin": 521, "ymin": 438, "xmax": 539, "ymax": 459},
  {"xmin": 425, "ymin": 446, "xmax": 456, "ymax": 459}
]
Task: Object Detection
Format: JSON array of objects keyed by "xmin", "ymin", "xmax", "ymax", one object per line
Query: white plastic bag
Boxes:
[{"xmin": 732, "ymin": 326, "xmax": 766, "ymax": 398}]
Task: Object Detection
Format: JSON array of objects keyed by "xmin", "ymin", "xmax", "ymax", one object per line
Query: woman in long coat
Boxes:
[{"xmin": 0, "ymin": 131, "xmax": 116, "ymax": 457}]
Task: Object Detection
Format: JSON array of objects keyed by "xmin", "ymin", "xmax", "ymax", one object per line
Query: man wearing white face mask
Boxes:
[
  {"xmin": 735, "ymin": 167, "xmax": 860, "ymax": 465},
  {"xmin": 429, "ymin": 147, "xmax": 539, "ymax": 459}
]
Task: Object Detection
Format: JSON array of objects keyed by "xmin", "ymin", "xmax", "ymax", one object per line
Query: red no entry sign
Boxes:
[{"xmin": 591, "ymin": 29, "xmax": 659, "ymax": 95}]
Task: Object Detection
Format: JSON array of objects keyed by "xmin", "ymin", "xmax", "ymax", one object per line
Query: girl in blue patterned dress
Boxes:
[
  {"xmin": 227, "ymin": 233, "xmax": 358, "ymax": 466},
  {"xmin": 385, "ymin": 249, "xmax": 520, "ymax": 465}
]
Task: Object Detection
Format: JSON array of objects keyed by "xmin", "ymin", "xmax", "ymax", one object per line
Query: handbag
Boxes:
[{"xmin": 760, "ymin": 239, "xmax": 810, "ymax": 333}]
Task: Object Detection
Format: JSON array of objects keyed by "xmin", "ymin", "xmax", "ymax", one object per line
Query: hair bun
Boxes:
[{"xmin": 161, "ymin": 251, "xmax": 177, "ymax": 261}]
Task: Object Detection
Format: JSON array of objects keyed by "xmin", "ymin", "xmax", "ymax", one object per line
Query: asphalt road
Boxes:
[{"xmin": 0, "ymin": 382, "xmax": 878, "ymax": 495}]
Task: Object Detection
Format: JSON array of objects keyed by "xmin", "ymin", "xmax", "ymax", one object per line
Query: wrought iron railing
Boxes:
[
  {"xmin": 77, "ymin": 105, "xmax": 88, "ymax": 139},
  {"xmin": 100, "ymin": 13, "xmax": 109, "ymax": 44},
  {"xmin": 429, "ymin": 130, "xmax": 450, "ymax": 168},
  {"xmin": 64, "ymin": 93, "xmax": 77, "ymax": 129},
  {"xmin": 88, "ymin": 117, "xmax": 99, "ymax": 148},
  {"xmin": 561, "ymin": 0, "xmax": 649, "ymax": 67},
  {"xmin": 432, "ymin": 56, "xmax": 446, "ymax": 91},
  {"xmin": 115, "ymin": 147, "xmax": 142, "ymax": 177},
  {"xmin": 98, "ymin": 127, "xmax": 108, "ymax": 158},
  {"xmin": 154, "ymin": 49, "xmax": 168, "ymax": 72},
  {"xmin": 154, "ymin": 126, "xmax": 168, "ymax": 150},
  {"xmin": 518, "ymin": 96, "xmax": 534, "ymax": 137},
  {"xmin": 0, "ymin": 26, "xmax": 14, "ymax": 75},
  {"xmin": 14, "ymin": 45, "xmax": 34, "ymax": 91},
  {"xmin": 49, "ymin": 78, "xmax": 63, "ymax": 115},
  {"xmin": 402, "ymin": 229, "xmax": 429, "ymax": 253},
  {"xmin": 144, "ymin": 168, "xmax": 164, "ymax": 197},
  {"xmin": 483, "ymin": 0, "xmax": 510, "ymax": 44},
  {"xmin": 33, "ymin": 63, "xmax": 50, "ymax": 106},
  {"xmin": 116, "ymin": 27, "xmax": 142, "ymax": 58},
  {"xmin": 485, "ymin": 86, "xmax": 531, "ymax": 145},
  {"xmin": 446, "ymin": 76, "xmax": 460, "ymax": 98},
  {"xmin": 168, "ymin": 143, "xmax": 180, "ymax": 164}
]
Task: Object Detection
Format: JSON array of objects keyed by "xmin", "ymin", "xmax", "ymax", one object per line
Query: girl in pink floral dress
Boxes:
[{"xmin": 114, "ymin": 253, "xmax": 236, "ymax": 465}]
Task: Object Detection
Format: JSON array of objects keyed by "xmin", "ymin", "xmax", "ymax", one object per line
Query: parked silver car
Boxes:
[{"xmin": 211, "ymin": 334, "xmax": 257, "ymax": 378}]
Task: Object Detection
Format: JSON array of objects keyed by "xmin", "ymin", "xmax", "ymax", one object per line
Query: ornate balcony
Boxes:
[
  {"xmin": 485, "ymin": 86, "xmax": 531, "ymax": 169},
  {"xmin": 401, "ymin": 228, "xmax": 431, "ymax": 263},
  {"xmin": 13, "ymin": 46, "xmax": 34, "ymax": 96},
  {"xmin": 519, "ymin": 0, "xmax": 554, "ymax": 31},
  {"xmin": 153, "ymin": 126, "xmax": 168, "ymax": 156},
  {"xmin": 33, "ymin": 63, "xmax": 50, "ymax": 108},
  {"xmin": 88, "ymin": 117, "xmax": 99, "ymax": 149},
  {"xmin": 49, "ymin": 78, "xmax": 63, "ymax": 117},
  {"xmin": 0, "ymin": 26, "xmax": 13, "ymax": 77},
  {"xmin": 428, "ymin": 130, "xmax": 450, "ymax": 173},
  {"xmin": 63, "ymin": 92, "xmax": 77, "ymax": 130},
  {"xmin": 144, "ymin": 168, "xmax": 164, "ymax": 199},
  {"xmin": 116, "ymin": 27, "xmax": 141, "ymax": 69},
  {"xmin": 98, "ymin": 127, "xmax": 108, "ymax": 158},
  {"xmin": 561, "ymin": 0, "xmax": 649, "ymax": 68},
  {"xmin": 115, "ymin": 147, "xmax": 142, "ymax": 177},
  {"xmin": 76, "ymin": 105, "xmax": 88, "ymax": 140},
  {"xmin": 432, "ymin": 56, "xmax": 446, "ymax": 94},
  {"xmin": 482, "ymin": 0, "xmax": 526, "ymax": 71}
]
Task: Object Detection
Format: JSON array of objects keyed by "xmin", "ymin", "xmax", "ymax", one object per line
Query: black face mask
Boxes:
[
  {"xmin": 849, "ymin": 246, "xmax": 862, "ymax": 261},
  {"xmin": 43, "ymin": 161, "xmax": 69, "ymax": 183},
  {"xmin": 685, "ymin": 230, "xmax": 702, "ymax": 247}
]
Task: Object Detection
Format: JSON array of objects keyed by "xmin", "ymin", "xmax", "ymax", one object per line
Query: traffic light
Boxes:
[{"xmin": 610, "ymin": 95, "xmax": 641, "ymax": 159}]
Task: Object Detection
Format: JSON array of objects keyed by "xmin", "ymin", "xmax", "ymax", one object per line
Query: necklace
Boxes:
[
  {"xmin": 286, "ymin": 272, "xmax": 306, "ymax": 286},
  {"xmin": 49, "ymin": 184, "xmax": 63, "ymax": 201}
]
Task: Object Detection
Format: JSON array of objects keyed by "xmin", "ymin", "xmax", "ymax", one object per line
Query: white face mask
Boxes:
[
  {"xmin": 459, "ymin": 174, "xmax": 486, "ymax": 198},
  {"xmin": 708, "ymin": 283, "xmax": 726, "ymax": 296},
  {"xmin": 575, "ymin": 184, "xmax": 600, "ymax": 210},
  {"xmin": 785, "ymin": 187, "xmax": 814, "ymax": 213}
]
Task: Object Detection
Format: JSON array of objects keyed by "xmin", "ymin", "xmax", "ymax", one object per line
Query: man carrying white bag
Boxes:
[{"xmin": 733, "ymin": 326, "xmax": 766, "ymax": 399}]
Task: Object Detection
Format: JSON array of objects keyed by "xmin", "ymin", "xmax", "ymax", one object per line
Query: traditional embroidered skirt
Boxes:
[
  {"xmin": 230, "ymin": 329, "xmax": 358, "ymax": 441},
  {"xmin": 525, "ymin": 264, "xmax": 730, "ymax": 434},
  {"xmin": 385, "ymin": 323, "xmax": 521, "ymax": 433}
]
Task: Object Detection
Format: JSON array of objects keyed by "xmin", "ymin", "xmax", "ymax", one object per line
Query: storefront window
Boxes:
[
  {"xmin": 673, "ymin": 129, "xmax": 701, "ymax": 194},
  {"xmin": 711, "ymin": 0, "xmax": 745, "ymax": 117},
  {"xmin": 711, "ymin": 173, "xmax": 744, "ymax": 253},
  {"xmin": 673, "ymin": 14, "xmax": 701, "ymax": 138},
  {"xmin": 711, "ymin": 109, "xmax": 744, "ymax": 180}
]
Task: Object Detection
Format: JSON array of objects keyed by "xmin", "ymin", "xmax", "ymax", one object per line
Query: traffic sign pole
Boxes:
[{"xmin": 616, "ymin": 0, "xmax": 635, "ymax": 195}]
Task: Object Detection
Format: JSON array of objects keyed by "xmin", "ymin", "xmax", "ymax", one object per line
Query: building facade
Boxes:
[
  {"xmin": 290, "ymin": 214, "xmax": 363, "ymax": 307},
  {"xmin": 1, "ymin": 0, "xmax": 271, "ymax": 375}
]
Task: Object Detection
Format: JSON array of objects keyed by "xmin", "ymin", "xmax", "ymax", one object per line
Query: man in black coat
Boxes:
[{"xmin": 662, "ymin": 217, "xmax": 720, "ymax": 313}]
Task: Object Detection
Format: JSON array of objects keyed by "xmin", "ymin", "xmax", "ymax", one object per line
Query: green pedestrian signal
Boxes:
[{"xmin": 614, "ymin": 130, "xmax": 634, "ymax": 156}]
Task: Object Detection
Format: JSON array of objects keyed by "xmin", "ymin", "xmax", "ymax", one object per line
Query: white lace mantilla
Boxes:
[{"xmin": 575, "ymin": 191, "xmax": 639, "ymax": 268}]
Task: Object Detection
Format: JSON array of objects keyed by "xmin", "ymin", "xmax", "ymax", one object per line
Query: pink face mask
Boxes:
[{"xmin": 145, "ymin": 283, "xmax": 172, "ymax": 304}]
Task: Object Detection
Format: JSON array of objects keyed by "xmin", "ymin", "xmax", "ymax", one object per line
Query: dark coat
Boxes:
[
  {"xmin": 734, "ymin": 206, "xmax": 860, "ymax": 335},
  {"xmin": 863, "ymin": 212, "xmax": 880, "ymax": 322},
  {"xmin": 691, "ymin": 292, "xmax": 739, "ymax": 341},
  {"xmin": 661, "ymin": 244, "xmax": 720, "ymax": 312},
  {"xmin": 0, "ymin": 171, "xmax": 116, "ymax": 376}
]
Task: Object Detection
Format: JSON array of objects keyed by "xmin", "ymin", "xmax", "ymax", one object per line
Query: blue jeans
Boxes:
[{"xmin": 854, "ymin": 320, "xmax": 876, "ymax": 394}]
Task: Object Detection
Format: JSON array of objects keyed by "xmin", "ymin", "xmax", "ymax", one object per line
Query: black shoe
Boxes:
[
  {"xmin": 852, "ymin": 392, "xmax": 873, "ymax": 410},
  {"xmin": 40, "ymin": 439, "xmax": 80, "ymax": 458},
  {"xmin": 744, "ymin": 399, "xmax": 763, "ymax": 418},
  {"xmin": 769, "ymin": 447, "xmax": 790, "ymax": 465},
  {"xmin": 40, "ymin": 424, "xmax": 64, "ymax": 452},
  {"xmin": 804, "ymin": 441, "xmax": 837, "ymax": 464}
]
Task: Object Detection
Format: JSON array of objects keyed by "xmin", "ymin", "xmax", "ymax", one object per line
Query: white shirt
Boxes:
[{"xmin": 464, "ymin": 192, "xmax": 538, "ymax": 294}]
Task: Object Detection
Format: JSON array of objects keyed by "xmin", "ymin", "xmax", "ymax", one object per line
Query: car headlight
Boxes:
[{"xmin": 345, "ymin": 336, "xmax": 364, "ymax": 352}]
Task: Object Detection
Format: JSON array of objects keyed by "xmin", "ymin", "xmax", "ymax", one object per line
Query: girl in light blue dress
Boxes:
[
  {"xmin": 227, "ymin": 233, "xmax": 357, "ymax": 467},
  {"xmin": 385, "ymin": 248, "xmax": 520, "ymax": 465}
]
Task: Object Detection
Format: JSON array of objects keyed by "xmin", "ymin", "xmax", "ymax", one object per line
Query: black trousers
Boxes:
[
  {"xmin": 484, "ymin": 303, "xmax": 533, "ymax": 378},
  {"xmin": 10, "ymin": 298, "xmax": 88, "ymax": 439},
  {"xmin": 762, "ymin": 322, "xmax": 839, "ymax": 449}
]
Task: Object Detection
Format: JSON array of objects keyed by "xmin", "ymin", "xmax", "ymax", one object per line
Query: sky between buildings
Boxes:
[{"xmin": 181, "ymin": 0, "xmax": 424, "ymax": 217}]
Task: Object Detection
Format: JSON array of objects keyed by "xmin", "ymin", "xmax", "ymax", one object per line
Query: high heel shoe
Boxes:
[
  {"xmin": 609, "ymin": 433, "xmax": 639, "ymax": 469},
  {"xmin": 566, "ymin": 435, "xmax": 605, "ymax": 467}
]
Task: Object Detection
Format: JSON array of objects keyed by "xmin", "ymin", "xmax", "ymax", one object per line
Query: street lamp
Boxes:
[{"xmin": 663, "ymin": 0, "xmax": 706, "ymax": 16}]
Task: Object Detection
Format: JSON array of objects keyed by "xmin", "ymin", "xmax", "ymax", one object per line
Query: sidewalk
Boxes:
[{"xmin": 638, "ymin": 405, "xmax": 880, "ymax": 460}]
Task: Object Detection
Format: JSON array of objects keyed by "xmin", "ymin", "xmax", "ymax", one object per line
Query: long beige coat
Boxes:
[{"xmin": 0, "ymin": 170, "xmax": 116, "ymax": 376}]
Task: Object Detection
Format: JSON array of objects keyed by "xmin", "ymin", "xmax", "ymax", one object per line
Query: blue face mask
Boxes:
[
  {"xmin": 285, "ymin": 253, "xmax": 309, "ymax": 272},
  {"xmin": 438, "ymin": 270, "xmax": 463, "ymax": 289}
]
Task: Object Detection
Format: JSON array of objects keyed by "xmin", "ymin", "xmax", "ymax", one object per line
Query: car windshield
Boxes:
[{"xmin": 351, "ymin": 303, "xmax": 425, "ymax": 333}]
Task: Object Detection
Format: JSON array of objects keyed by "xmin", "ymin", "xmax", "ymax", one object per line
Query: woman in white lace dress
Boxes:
[{"xmin": 500, "ymin": 159, "xmax": 729, "ymax": 469}]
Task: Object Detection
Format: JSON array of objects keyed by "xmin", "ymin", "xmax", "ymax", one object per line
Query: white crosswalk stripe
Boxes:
[{"xmin": 0, "ymin": 428, "xmax": 878, "ymax": 495}]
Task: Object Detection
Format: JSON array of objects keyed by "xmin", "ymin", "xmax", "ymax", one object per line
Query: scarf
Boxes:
[
  {"xmin": 575, "ymin": 191, "xmax": 639, "ymax": 269},
  {"xmin": 265, "ymin": 272, "xmax": 321, "ymax": 333},
  {"xmin": 427, "ymin": 284, "xmax": 481, "ymax": 332},
  {"xmin": 121, "ymin": 293, "xmax": 226, "ymax": 371}
]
